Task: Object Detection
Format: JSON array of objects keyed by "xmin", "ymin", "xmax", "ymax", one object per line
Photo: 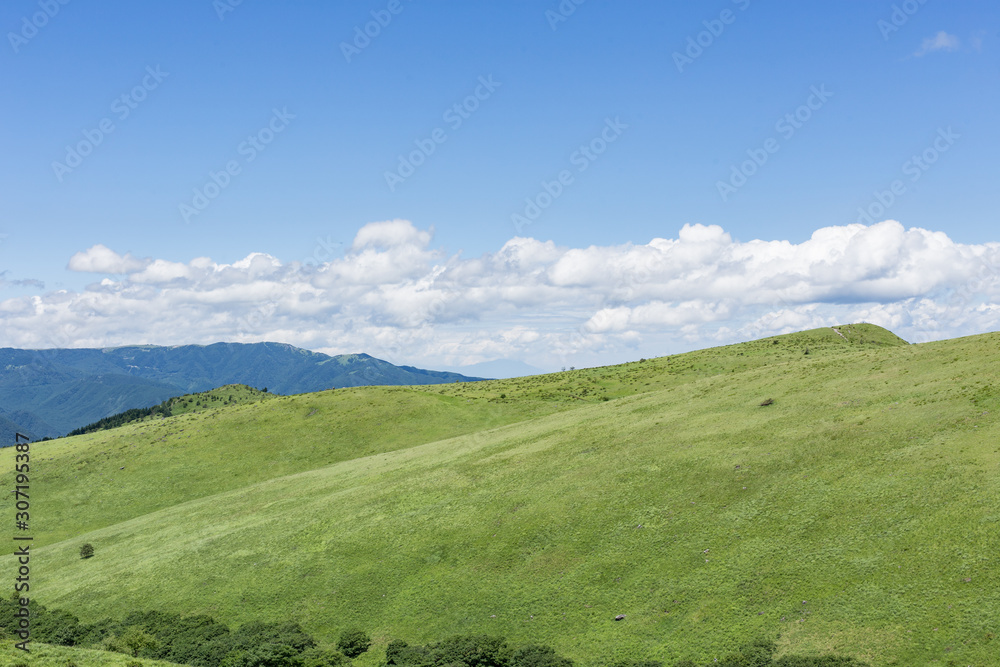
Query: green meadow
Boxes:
[
  {"xmin": 2, "ymin": 324, "xmax": 998, "ymax": 666},
  {"xmin": 0, "ymin": 639, "xmax": 184, "ymax": 666}
]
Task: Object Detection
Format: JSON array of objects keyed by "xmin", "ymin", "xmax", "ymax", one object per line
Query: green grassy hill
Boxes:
[
  {"xmin": 66, "ymin": 384, "xmax": 278, "ymax": 436},
  {"xmin": 3, "ymin": 324, "xmax": 998, "ymax": 666},
  {"xmin": 0, "ymin": 640, "xmax": 185, "ymax": 666}
]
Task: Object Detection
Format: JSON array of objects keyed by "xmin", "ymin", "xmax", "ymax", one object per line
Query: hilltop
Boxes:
[
  {"xmin": 2, "ymin": 324, "xmax": 997, "ymax": 666},
  {"xmin": 0, "ymin": 342, "xmax": 483, "ymax": 441},
  {"xmin": 66, "ymin": 384, "xmax": 277, "ymax": 437}
]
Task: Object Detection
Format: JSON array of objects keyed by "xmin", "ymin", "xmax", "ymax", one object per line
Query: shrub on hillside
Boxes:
[
  {"xmin": 80, "ymin": 543, "xmax": 94, "ymax": 559},
  {"xmin": 386, "ymin": 635, "xmax": 509, "ymax": 667},
  {"xmin": 430, "ymin": 634, "xmax": 508, "ymax": 667},
  {"xmin": 200, "ymin": 620, "xmax": 316, "ymax": 665},
  {"xmin": 33, "ymin": 606, "xmax": 83, "ymax": 646},
  {"xmin": 20, "ymin": 604, "xmax": 317, "ymax": 667},
  {"xmin": 227, "ymin": 620, "xmax": 317, "ymax": 653},
  {"xmin": 220, "ymin": 642, "xmax": 302, "ymax": 667},
  {"xmin": 0, "ymin": 598, "xmax": 83, "ymax": 646},
  {"xmin": 144, "ymin": 612, "xmax": 231, "ymax": 664},
  {"xmin": 336, "ymin": 628, "xmax": 372, "ymax": 658},
  {"xmin": 73, "ymin": 609, "xmax": 233, "ymax": 664},
  {"xmin": 385, "ymin": 635, "xmax": 575, "ymax": 667},
  {"xmin": 386, "ymin": 639, "xmax": 430, "ymax": 666},
  {"xmin": 103, "ymin": 625, "xmax": 160, "ymax": 657}
]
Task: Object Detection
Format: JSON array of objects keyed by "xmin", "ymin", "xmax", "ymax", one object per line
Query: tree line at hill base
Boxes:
[{"xmin": 0, "ymin": 598, "xmax": 869, "ymax": 667}]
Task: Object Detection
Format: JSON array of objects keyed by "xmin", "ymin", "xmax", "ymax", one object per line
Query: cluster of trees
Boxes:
[
  {"xmin": 0, "ymin": 599, "xmax": 868, "ymax": 667},
  {"xmin": 0, "ymin": 598, "xmax": 360, "ymax": 666},
  {"xmin": 67, "ymin": 403, "xmax": 173, "ymax": 436},
  {"xmin": 384, "ymin": 636, "xmax": 867, "ymax": 667},
  {"xmin": 66, "ymin": 386, "xmax": 270, "ymax": 437},
  {"xmin": 384, "ymin": 634, "xmax": 575, "ymax": 667},
  {"xmin": 385, "ymin": 635, "xmax": 868, "ymax": 667}
]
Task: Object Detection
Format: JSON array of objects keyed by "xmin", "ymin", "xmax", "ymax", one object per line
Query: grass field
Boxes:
[
  {"xmin": 0, "ymin": 639, "xmax": 185, "ymax": 666},
  {"xmin": 2, "ymin": 324, "xmax": 997, "ymax": 666}
]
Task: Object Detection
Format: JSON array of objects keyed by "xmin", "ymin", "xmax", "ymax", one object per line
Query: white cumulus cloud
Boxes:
[
  {"xmin": 4, "ymin": 219, "xmax": 1000, "ymax": 371},
  {"xmin": 351, "ymin": 219, "xmax": 433, "ymax": 251},
  {"xmin": 67, "ymin": 244, "xmax": 150, "ymax": 274}
]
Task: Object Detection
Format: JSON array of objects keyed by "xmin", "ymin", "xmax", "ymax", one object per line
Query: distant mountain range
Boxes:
[{"xmin": 0, "ymin": 343, "xmax": 484, "ymax": 442}]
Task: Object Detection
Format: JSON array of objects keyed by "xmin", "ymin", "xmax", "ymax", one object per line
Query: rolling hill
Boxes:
[
  {"xmin": 0, "ymin": 343, "xmax": 483, "ymax": 441},
  {"xmin": 2, "ymin": 324, "xmax": 997, "ymax": 666}
]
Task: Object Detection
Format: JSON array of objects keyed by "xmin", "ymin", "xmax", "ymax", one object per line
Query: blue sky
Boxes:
[{"xmin": 1, "ymin": 0, "xmax": 998, "ymax": 371}]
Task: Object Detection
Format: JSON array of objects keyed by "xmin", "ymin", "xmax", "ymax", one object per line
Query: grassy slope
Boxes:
[
  {"xmin": 26, "ymin": 326, "xmax": 883, "ymax": 547},
  {"xmin": 26, "ymin": 383, "xmax": 580, "ymax": 546},
  {"xmin": 0, "ymin": 640, "xmax": 184, "ymax": 666},
  {"xmin": 4, "ymin": 325, "xmax": 998, "ymax": 666}
]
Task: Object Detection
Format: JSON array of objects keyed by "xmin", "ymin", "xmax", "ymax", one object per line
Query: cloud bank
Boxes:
[{"xmin": 2, "ymin": 219, "xmax": 999, "ymax": 370}]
